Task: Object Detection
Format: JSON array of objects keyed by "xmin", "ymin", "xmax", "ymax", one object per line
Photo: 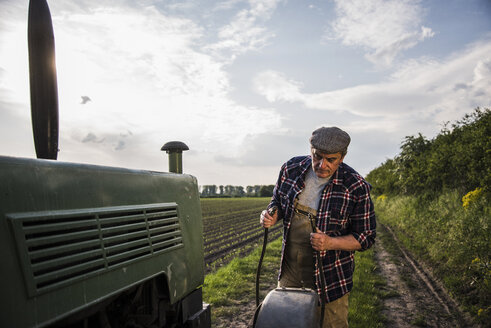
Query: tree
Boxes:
[
  {"xmin": 366, "ymin": 108, "xmax": 490, "ymax": 198},
  {"xmin": 365, "ymin": 159, "xmax": 399, "ymax": 195},
  {"xmin": 395, "ymin": 133, "xmax": 431, "ymax": 195},
  {"xmin": 236, "ymin": 186, "xmax": 245, "ymax": 197},
  {"xmin": 259, "ymin": 185, "xmax": 275, "ymax": 197},
  {"xmin": 200, "ymin": 185, "xmax": 217, "ymax": 197}
]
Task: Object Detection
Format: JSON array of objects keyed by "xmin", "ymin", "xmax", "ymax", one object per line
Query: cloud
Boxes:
[
  {"xmin": 253, "ymin": 70, "xmax": 304, "ymax": 102},
  {"xmin": 212, "ymin": 0, "xmax": 244, "ymax": 11},
  {"xmin": 82, "ymin": 132, "xmax": 97, "ymax": 143},
  {"xmin": 73, "ymin": 128, "xmax": 133, "ymax": 157},
  {"xmin": 2, "ymin": 0, "xmax": 486, "ymax": 185},
  {"xmin": 81, "ymin": 132, "xmax": 105, "ymax": 143},
  {"xmin": 215, "ymin": 131, "xmax": 308, "ymax": 167},
  {"xmin": 114, "ymin": 140, "xmax": 126, "ymax": 151},
  {"xmin": 327, "ymin": 0, "xmax": 434, "ymax": 67},
  {"xmin": 254, "ymin": 39, "xmax": 491, "ymax": 129},
  {"xmin": 472, "ymin": 57, "xmax": 491, "ymax": 95},
  {"xmin": 45, "ymin": 3, "xmax": 282, "ymax": 157},
  {"xmin": 0, "ymin": 97, "xmax": 34, "ymax": 157},
  {"xmin": 204, "ymin": 0, "xmax": 284, "ymax": 61},
  {"xmin": 0, "ymin": 1, "xmax": 283, "ymax": 171}
]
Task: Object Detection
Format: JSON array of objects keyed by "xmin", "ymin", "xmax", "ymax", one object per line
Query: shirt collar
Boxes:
[
  {"xmin": 303, "ymin": 155, "xmax": 344, "ymax": 185},
  {"xmin": 331, "ymin": 162, "xmax": 344, "ymax": 185}
]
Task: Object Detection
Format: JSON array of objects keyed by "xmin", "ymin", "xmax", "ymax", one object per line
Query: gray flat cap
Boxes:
[{"xmin": 310, "ymin": 127, "xmax": 351, "ymax": 154}]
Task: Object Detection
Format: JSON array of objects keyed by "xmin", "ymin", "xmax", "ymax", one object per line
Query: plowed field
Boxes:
[{"xmin": 201, "ymin": 198, "xmax": 282, "ymax": 272}]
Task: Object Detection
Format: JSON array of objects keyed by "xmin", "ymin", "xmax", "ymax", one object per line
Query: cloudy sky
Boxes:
[{"xmin": 0, "ymin": 0, "xmax": 490, "ymax": 187}]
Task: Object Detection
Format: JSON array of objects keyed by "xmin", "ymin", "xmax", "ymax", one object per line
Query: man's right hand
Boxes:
[{"xmin": 260, "ymin": 208, "xmax": 278, "ymax": 228}]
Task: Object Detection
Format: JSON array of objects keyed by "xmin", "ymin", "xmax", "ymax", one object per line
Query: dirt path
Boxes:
[
  {"xmin": 376, "ymin": 224, "xmax": 478, "ymax": 328},
  {"xmin": 213, "ymin": 225, "xmax": 480, "ymax": 327}
]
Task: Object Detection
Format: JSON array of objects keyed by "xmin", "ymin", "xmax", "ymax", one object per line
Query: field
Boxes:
[
  {"xmin": 201, "ymin": 197, "xmax": 282, "ymax": 271},
  {"xmin": 200, "ymin": 197, "xmax": 386, "ymax": 327},
  {"xmin": 201, "ymin": 197, "xmax": 477, "ymax": 327}
]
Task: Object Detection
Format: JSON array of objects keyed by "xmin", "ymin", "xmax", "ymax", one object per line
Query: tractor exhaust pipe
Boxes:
[
  {"xmin": 161, "ymin": 141, "xmax": 189, "ymax": 173},
  {"xmin": 28, "ymin": 0, "xmax": 59, "ymax": 160}
]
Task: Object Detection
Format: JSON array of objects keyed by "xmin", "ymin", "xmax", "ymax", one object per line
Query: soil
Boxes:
[
  {"xmin": 212, "ymin": 224, "xmax": 481, "ymax": 328},
  {"xmin": 375, "ymin": 224, "xmax": 479, "ymax": 328}
]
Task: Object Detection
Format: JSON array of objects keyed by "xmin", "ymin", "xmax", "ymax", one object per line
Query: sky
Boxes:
[{"xmin": 0, "ymin": 0, "xmax": 490, "ymax": 187}]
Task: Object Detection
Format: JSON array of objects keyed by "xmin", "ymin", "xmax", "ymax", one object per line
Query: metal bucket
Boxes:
[{"xmin": 254, "ymin": 287, "xmax": 320, "ymax": 328}]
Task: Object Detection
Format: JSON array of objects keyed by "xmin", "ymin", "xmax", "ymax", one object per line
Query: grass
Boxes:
[
  {"xmin": 203, "ymin": 235, "xmax": 387, "ymax": 327},
  {"xmin": 348, "ymin": 248, "xmax": 387, "ymax": 328},
  {"xmin": 203, "ymin": 236, "xmax": 282, "ymax": 323},
  {"xmin": 374, "ymin": 191, "xmax": 491, "ymax": 325}
]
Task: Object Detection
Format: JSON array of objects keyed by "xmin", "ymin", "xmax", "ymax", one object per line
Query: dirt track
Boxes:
[
  {"xmin": 376, "ymin": 224, "xmax": 479, "ymax": 328},
  {"xmin": 213, "ymin": 224, "xmax": 480, "ymax": 328}
]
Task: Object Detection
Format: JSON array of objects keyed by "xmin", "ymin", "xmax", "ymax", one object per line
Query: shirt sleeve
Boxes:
[
  {"xmin": 350, "ymin": 181, "xmax": 376, "ymax": 251},
  {"xmin": 268, "ymin": 162, "xmax": 287, "ymax": 219}
]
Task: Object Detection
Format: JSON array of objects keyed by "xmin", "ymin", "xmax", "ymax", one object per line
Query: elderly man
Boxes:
[{"xmin": 260, "ymin": 127, "xmax": 376, "ymax": 328}]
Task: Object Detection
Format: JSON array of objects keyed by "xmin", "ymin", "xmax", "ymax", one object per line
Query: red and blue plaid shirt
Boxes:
[{"xmin": 268, "ymin": 155, "xmax": 376, "ymax": 303}]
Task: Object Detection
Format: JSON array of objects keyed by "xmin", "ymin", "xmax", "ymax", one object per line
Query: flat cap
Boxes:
[{"xmin": 309, "ymin": 127, "xmax": 351, "ymax": 154}]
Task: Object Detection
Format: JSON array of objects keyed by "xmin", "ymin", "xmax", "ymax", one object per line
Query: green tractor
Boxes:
[{"xmin": 0, "ymin": 1, "xmax": 210, "ymax": 327}]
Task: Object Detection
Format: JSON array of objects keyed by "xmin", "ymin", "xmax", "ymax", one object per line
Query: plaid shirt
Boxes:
[{"xmin": 268, "ymin": 155, "xmax": 376, "ymax": 303}]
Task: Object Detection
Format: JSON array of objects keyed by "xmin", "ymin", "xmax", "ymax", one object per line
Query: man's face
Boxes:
[{"xmin": 311, "ymin": 148, "xmax": 344, "ymax": 178}]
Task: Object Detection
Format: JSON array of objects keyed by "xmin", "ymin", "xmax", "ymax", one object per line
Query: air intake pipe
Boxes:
[{"xmin": 161, "ymin": 141, "xmax": 189, "ymax": 173}]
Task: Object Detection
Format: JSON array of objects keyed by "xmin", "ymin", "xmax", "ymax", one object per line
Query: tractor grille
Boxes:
[{"xmin": 8, "ymin": 203, "xmax": 183, "ymax": 297}]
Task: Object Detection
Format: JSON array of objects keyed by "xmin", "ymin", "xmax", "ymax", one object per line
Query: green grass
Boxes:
[
  {"xmin": 203, "ymin": 236, "xmax": 386, "ymax": 327},
  {"xmin": 374, "ymin": 191, "xmax": 490, "ymax": 325},
  {"xmin": 203, "ymin": 236, "xmax": 282, "ymax": 322},
  {"xmin": 348, "ymin": 248, "xmax": 387, "ymax": 327}
]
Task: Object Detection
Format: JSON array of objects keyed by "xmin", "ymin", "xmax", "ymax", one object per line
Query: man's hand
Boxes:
[
  {"xmin": 310, "ymin": 228, "xmax": 362, "ymax": 252},
  {"xmin": 310, "ymin": 228, "xmax": 330, "ymax": 251},
  {"xmin": 260, "ymin": 208, "xmax": 278, "ymax": 228}
]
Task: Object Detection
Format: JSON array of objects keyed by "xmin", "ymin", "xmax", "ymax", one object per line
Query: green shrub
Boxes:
[{"xmin": 366, "ymin": 108, "xmax": 490, "ymax": 199}]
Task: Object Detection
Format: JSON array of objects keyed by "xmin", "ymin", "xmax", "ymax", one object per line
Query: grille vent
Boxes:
[{"xmin": 8, "ymin": 203, "xmax": 183, "ymax": 297}]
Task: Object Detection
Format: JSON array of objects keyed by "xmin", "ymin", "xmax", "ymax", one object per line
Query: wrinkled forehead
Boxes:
[{"xmin": 311, "ymin": 148, "xmax": 343, "ymax": 159}]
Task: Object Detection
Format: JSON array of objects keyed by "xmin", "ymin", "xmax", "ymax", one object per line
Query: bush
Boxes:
[{"xmin": 366, "ymin": 108, "xmax": 490, "ymax": 199}]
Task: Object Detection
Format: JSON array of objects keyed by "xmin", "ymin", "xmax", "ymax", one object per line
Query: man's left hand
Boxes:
[
  {"xmin": 310, "ymin": 228, "xmax": 363, "ymax": 252},
  {"xmin": 310, "ymin": 228, "xmax": 331, "ymax": 251}
]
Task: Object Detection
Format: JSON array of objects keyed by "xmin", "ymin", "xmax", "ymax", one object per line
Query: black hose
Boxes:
[
  {"xmin": 309, "ymin": 215, "xmax": 327, "ymax": 328},
  {"xmin": 255, "ymin": 206, "xmax": 277, "ymax": 308},
  {"xmin": 255, "ymin": 227, "xmax": 268, "ymax": 308}
]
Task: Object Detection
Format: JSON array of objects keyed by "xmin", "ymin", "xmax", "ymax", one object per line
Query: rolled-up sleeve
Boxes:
[{"xmin": 350, "ymin": 182, "xmax": 376, "ymax": 251}]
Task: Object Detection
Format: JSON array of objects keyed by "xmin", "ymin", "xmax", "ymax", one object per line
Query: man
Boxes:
[{"xmin": 260, "ymin": 126, "xmax": 376, "ymax": 328}]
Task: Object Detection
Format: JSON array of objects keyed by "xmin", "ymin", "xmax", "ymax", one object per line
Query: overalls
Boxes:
[
  {"xmin": 279, "ymin": 201, "xmax": 349, "ymax": 328},
  {"xmin": 279, "ymin": 201, "xmax": 316, "ymax": 289}
]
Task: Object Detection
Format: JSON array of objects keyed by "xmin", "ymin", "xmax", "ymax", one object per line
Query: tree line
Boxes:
[
  {"xmin": 199, "ymin": 185, "xmax": 275, "ymax": 198},
  {"xmin": 366, "ymin": 107, "xmax": 490, "ymax": 198}
]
